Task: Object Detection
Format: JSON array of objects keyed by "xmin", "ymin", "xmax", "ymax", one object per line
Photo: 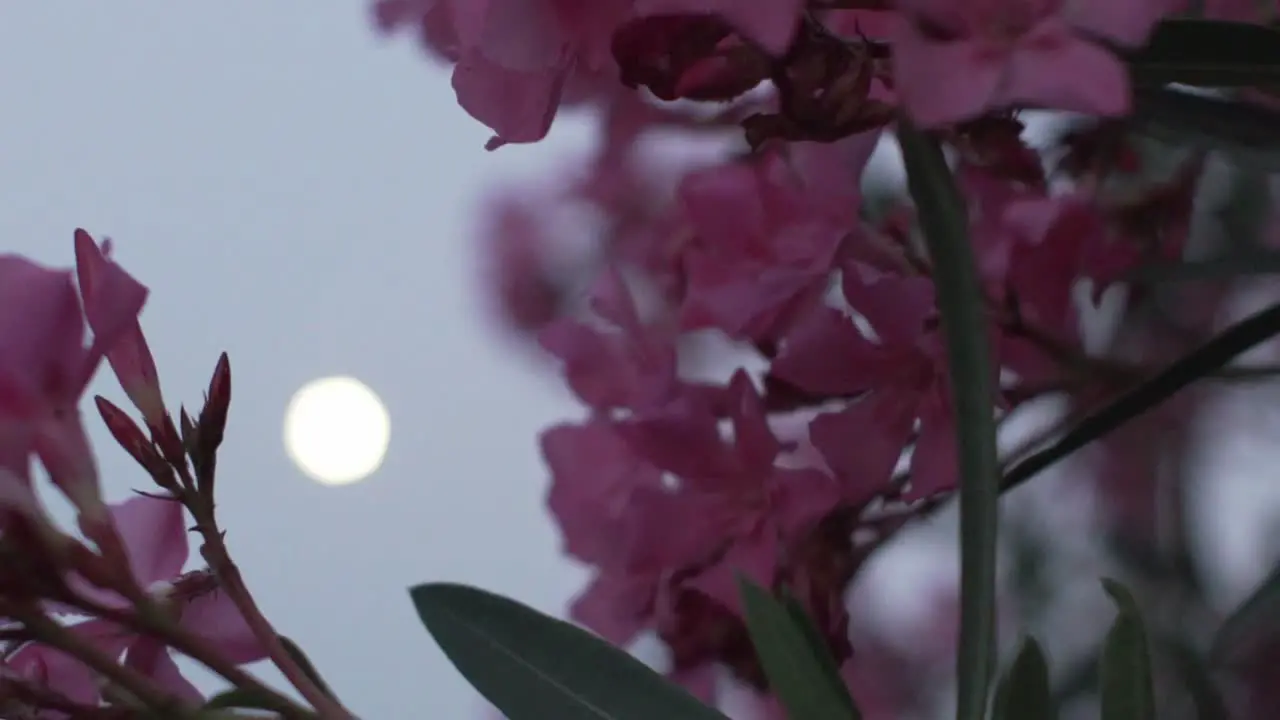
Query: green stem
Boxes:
[
  {"xmin": 1003, "ymin": 299, "xmax": 1280, "ymax": 493},
  {"xmin": 897, "ymin": 120, "xmax": 1001, "ymax": 720}
]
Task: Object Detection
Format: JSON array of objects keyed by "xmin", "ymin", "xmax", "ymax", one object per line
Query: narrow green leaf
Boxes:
[
  {"xmin": 1210, "ymin": 561, "xmax": 1280, "ymax": 663},
  {"xmin": 201, "ymin": 688, "xmax": 280, "ymax": 711},
  {"xmin": 1099, "ymin": 579, "xmax": 1156, "ymax": 720},
  {"xmin": 990, "ymin": 637, "xmax": 1056, "ymax": 720},
  {"xmin": 1125, "ymin": 19, "xmax": 1280, "ymax": 87},
  {"xmin": 1161, "ymin": 634, "xmax": 1231, "ymax": 720},
  {"xmin": 778, "ymin": 589, "xmax": 860, "ymax": 718},
  {"xmin": 897, "ymin": 119, "xmax": 1000, "ymax": 720},
  {"xmin": 737, "ymin": 579, "xmax": 859, "ymax": 720},
  {"xmin": 409, "ymin": 583, "xmax": 727, "ymax": 720},
  {"xmin": 277, "ymin": 634, "xmax": 337, "ymax": 700},
  {"xmin": 1130, "ymin": 87, "xmax": 1280, "ymax": 172}
]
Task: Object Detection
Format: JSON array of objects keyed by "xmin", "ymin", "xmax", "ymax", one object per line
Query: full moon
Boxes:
[{"xmin": 283, "ymin": 376, "xmax": 391, "ymax": 486}]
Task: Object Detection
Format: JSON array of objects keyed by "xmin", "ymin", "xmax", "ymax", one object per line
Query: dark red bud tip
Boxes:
[
  {"xmin": 200, "ymin": 353, "xmax": 231, "ymax": 453},
  {"xmin": 154, "ymin": 414, "xmax": 187, "ymax": 469},
  {"xmin": 94, "ymin": 396, "xmax": 178, "ymax": 492}
]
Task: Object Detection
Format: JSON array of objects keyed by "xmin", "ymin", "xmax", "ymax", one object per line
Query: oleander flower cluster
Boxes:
[
  {"xmin": 375, "ymin": 0, "xmax": 1280, "ymax": 716},
  {"xmin": 0, "ymin": 232, "xmax": 352, "ymax": 718}
]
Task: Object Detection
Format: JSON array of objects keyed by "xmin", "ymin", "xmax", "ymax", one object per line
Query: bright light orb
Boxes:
[{"xmin": 284, "ymin": 376, "xmax": 391, "ymax": 486}]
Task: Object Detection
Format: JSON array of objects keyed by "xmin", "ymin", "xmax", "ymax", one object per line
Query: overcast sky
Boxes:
[{"xmin": 4, "ymin": 4, "xmax": 1280, "ymax": 719}]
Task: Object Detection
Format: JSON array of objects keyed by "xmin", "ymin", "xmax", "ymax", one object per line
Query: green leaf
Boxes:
[
  {"xmin": 409, "ymin": 583, "xmax": 727, "ymax": 720},
  {"xmin": 990, "ymin": 637, "xmax": 1056, "ymax": 720},
  {"xmin": 1130, "ymin": 87, "xmax": 1280, "ymax": 172},
  {"xmin": 201, "ymin": 688, "xmax": 281, "ymax": 711},
  {"xmin": 1161, "ymin": 634, "xmax": 1231, "ymax": 720},
  {"xmin": 1210, "ymin": 561, "xmax": 1280, "ymax": 663},
  {"xmin": 1125, "ymin": 19, "xmax": 1280, "ymax": 87},
  {"xmin": 277, "ymin": 634, "xmax": 337, "ymax": 700},
  {"xmin": 737, "ymin": 579, "xmax": 860, "ymax": 720},
  {"xmin": 1099, "ymin": 580, "xmax": 1156, "ymax": 720},
  {"xmin": 897, "ymin": 119, "xmax": 1000, "ymax": 720},
  {"xmin": 778, "ymin": 589, "xmax": 860, "ymax": 716}
]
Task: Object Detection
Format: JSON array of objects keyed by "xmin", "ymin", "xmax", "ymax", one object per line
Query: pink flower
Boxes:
[
  {"xmin": 539, "ymin": 268, "xmax": 682, "ymax": 412},
  {"xmin": 633, "ymin": 0, "xmax": 807, "ymax": 55},
  {"xmin": 0, "ymin": 233, "xmax": 146, "ymax": 519},
  {"xmin": 618, "ymin": 371, "xmax": 843, "ymax": 613},
  {"xmin": 4, "ymin": 623, "xmax": 134, "ymax": 713},
  {"xmin": 770, "ymin": 266, "xmax": 994, "ymax": 501},
  {"xmin": 542, "ymin": 417, "xmax": 672, "ymax": 643},
  {"xmin": 891, "ymin": 0, "xmax": 1175, "ymax": 126},
  {"xmin": 544, "ymin": 419, "xmax": 667, "ymax": 569},
  {"xmin": 675, "ymin": 152, "xmax": 853, "ymax": 342},
  {"xmin": 373, "ymin": 0, "xmax": 632, "ymax": 148},
  {"xmin": 74, "ymin": 230, "xmax": 166, "ymax": 431},
  {"xmin": 478, "ymin": 191, "xmax": 563, "ymax": 334},
  {"xmin": 71, "ymin": 496, "xmax": 266, "ymax": 700}
]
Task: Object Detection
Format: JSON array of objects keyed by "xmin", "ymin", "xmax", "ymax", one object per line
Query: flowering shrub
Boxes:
[{"xmin": 5, "ymin": 1, "xmax": 1280, "ymax": 719}]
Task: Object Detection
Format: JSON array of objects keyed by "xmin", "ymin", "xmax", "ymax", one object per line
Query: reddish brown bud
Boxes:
[
  {"xmin": 742, "ymin": 18, "xmax": 893, "ymax": 148},
  {"xmin": 188, "ymin": 353, "xmax": 231, "ymax": 494},
  {"xmin": 152, "ymin": 414, "xmax": 187, "ymax": 471},
  {"xmin": 198, "ymin": 352, "xmax": 231, "ymax": 457},
  {"xmin": 94, "ymin": 397, "xmax": 177, "ymax": 493}
]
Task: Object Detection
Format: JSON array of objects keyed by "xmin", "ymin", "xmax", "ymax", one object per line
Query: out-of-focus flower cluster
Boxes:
[{"xmin": 374, "ymin": 0, "xmax": 1280, "ymax": 717}]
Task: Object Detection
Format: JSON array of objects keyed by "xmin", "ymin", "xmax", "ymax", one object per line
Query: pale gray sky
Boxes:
[{"xmin": 4, "ymin": 5, "xmax": 1280, "ymax": 720}]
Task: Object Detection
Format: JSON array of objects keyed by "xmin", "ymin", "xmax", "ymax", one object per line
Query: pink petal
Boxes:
[
  {"xmin": 37, "ymin": 410, "xmax": 103, "ymax": 519},
  {"xmin": 569, "ymin": 571, "xmax": 655, "ymax": 646},
  {"xmin": 678, "ymin": 164, "xmax": 766, "ymax": 250},
  {"xmin": 542, "ymin": 420, "xmax": 665, "ymax": 565},
  {"xmin": 7, "ymin": 619, "xmax": 137, "ymax": 706},
  {"xmin": 538, "ymin": 320, "xmax": 626, "ymax": 407},
  {"xmin": 727, "ymin": 371, "xmax": 780, "ymax": 470},
  {"xmin": 668, "ymin": 663, "xmax": 717, "ymax": 703},
  {"xmin": 679, "ymin": 252, "xmax": 819, "ymax": 339},
  {"xmin": 74, "ymin": 232, "xmax": 164, "ymax": 424},
  {"xmin": 73, "ymin": 230, "xmax": 149, "ymax": 360},
  {"xmin": 111, "ymin": 495, "xmax": 189, "ymax": 587},
  {"xmin": 770, "ymin": 305, "xmax": 879, "ymax": 396},
  {"xmin": 1001, "ymin": 24, "xmax": 1131, "ymax": 117},
  {"xmin": 687, "ymin": 531, "xmax": 779, "ymax": 615},
  {"xmin": 124, "ymin": 637, "xmax": 204, "ymax": 703},
  {"xmin": 808, "ymin": 394, "xmax": 915, "ymax": 503},
  {"xmin": 8, "ymin": 644, "xmax": 97, "ymax": 706},
  {"xmin": 617, "ymin": 405, "xmax": 739, "ymax": 485},
  {"xmin": 180, "ymin": 590, "xmax": 268, "ymax": 665},
  {"xmin": 624, "ymin": 484, "xmax": 726, "ymax": 572},
  {"xmin": 586, "ymin": 266, "xmax": 642, "ymax": 333},
  {"xmin": 452, "ymin": 50, "xmax": 569, "ymax": 149},
  {"xmin": 473, "ymin": 0, "xmax": 562, "ymax": 71},
  {"xmin": 771, "ymin": 467, "xmax": 844, "ymax": 538},
  {"xmin": 788, "ymin": 131, "xmax": 882, "ymax": 216},
  {"xmin": 905, "ymin": 402, "xmax": 959, "ymax": 500},
  {"xmin": 842, "ymin": 264, "xmax": 936, "ymax": 344},
  {"xmin": 0, "ymin": 257, "xmax": 88, "ymax": 414},
  {"xmin": 890, "ymin": 29, "xmax": 1003, "ymax": 127},
  {"xmin": 635, "ymin": 0, "xmax": 806, "ymax": 55}
]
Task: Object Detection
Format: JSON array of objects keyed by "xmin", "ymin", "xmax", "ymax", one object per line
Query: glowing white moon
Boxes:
[{"xmin": 284, "ymin": 376, "xmax": 391, "ymax": 486}]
